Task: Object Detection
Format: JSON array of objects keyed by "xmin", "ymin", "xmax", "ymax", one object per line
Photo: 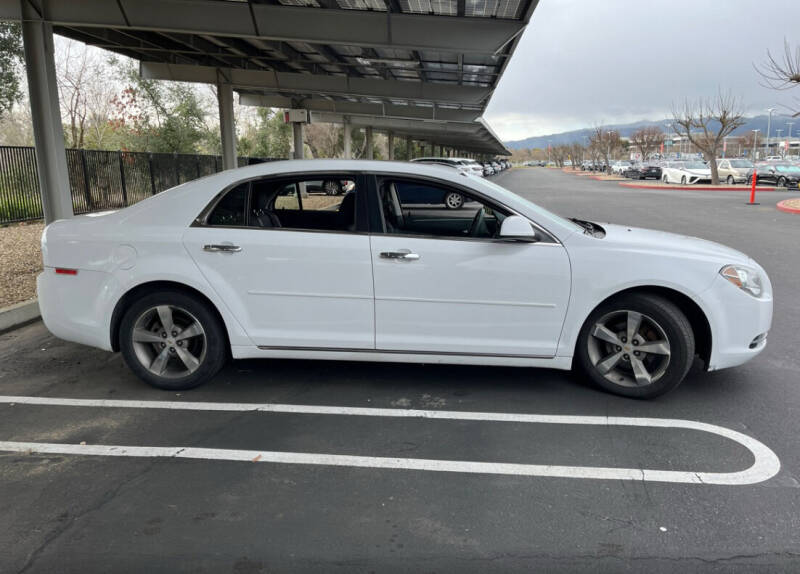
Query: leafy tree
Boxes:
[
  {"xmin": 0, "ymin": 22, "xmax": 24, "ymax": 117},
  {"xmin": 238, "ymin": 108, "xmax": 291, "ymax": 159}
]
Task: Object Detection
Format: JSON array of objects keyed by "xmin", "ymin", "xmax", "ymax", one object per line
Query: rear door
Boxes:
[
  {"xmin": 182, "ymin": 173, "xmax": 375, "ymax": 350},
  {"xmin": 368, "ymin": 176, "xmax": 571, "ymax": 357}
]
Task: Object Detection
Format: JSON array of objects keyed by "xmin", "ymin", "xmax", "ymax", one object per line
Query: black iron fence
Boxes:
[{"xmin": 0, "ymin": 146, "xmax": 278, "ymax": 224}]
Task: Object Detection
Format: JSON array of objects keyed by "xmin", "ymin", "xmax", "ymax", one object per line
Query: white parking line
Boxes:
[{"xmin": 0, "ymin": 395, "xmax": 781, "ymax": 485}]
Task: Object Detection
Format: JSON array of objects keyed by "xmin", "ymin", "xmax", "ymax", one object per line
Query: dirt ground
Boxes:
[{"xmin": 0, "ymin": 222, "xmax": 44, "ymax": 308}]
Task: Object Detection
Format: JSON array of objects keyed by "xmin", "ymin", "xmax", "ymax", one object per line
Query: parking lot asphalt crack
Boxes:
[{"xmin": 15, "ymin": 409, "xmax": 256, "ymax": 574}]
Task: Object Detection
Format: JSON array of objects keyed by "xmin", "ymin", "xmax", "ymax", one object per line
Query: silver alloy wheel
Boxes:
[
  {"xmin": 727, "ymin": 175, "xmax": 734, "ymax": 185},
  {"xmin": 444, "ymin": 192, "xmax": 464, "ymax": 209},
  {"xmin": 681, "ymin": 176, "xmax": 687, "ymax": 185},
  {"xmin": 131, "ymin": 305, "xmax": 207, "ymax": 379},
  {"xmin": 323, "ymin": 180, "xmax": 340, "ymax": 195},
  {"xmin": 586, "ymin": 310, "xmax": 671, "ymax": 388}
]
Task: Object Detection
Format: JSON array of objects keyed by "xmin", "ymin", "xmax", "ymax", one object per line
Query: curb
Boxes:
[
  {"xmin": 619, "ymin": 182, "xmax": 776, "ymax": 191},
  {"xmin": 776, "ymin": 199, "xmax": 800, "ymax": 214},
  {"xmin": 0, "ymin": 299, "xmax": 41, "ymax": 334}
]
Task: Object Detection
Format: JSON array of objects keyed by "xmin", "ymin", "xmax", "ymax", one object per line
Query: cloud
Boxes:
[{"xmin": 485, "ymin": 0, "xmax": 800, "ymax": 140}]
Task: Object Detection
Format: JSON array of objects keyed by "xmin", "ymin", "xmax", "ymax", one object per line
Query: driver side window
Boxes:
[{"xmin": 378, "ymin": 178, "xmax": 508, "ymax": 240}]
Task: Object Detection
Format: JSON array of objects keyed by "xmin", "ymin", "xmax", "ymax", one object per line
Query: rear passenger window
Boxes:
[{"xmin": 207, "ymin": 183, "xmax": 247, "ymax": 226}]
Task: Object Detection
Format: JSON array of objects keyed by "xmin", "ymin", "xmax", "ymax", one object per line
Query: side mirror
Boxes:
[{"xmin": 499, "ymin": 215, "xmax": 538, "ymax": 242}]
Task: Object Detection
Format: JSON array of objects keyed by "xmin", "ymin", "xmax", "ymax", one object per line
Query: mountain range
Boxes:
[{"xmin": 503, "ymin": 115, "xmax": 799, "ymax": 150}]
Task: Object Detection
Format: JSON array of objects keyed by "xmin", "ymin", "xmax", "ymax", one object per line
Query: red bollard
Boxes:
[{"xmin": 747, "ymin": 169, "xmax": 759, "ymax": 206}]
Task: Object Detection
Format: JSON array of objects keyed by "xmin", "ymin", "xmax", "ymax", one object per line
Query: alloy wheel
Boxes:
[
  {"xmin": 324, "ymin": 180, "xmax": 341, "ymax": 195},
  {"xmin": 586, "ymin": 310, "xmax": 671, "ymax": 388},
  {"xmin": 131, "ymin": 305, "xmax": 207, "ymax": 378},
  {"xmin": 444, "ymin": 192, "xmax": 464, "ymax": 209}
]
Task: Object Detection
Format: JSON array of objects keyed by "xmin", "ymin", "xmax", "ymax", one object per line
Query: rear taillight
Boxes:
[{"xmin": 55, "ymin": 268, "xmax": 78, "ymax": 275}]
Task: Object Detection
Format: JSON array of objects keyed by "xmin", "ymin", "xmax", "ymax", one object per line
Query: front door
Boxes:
[{"xmin": 369, "ymin": 177, "xmax": 571, "ymax": 357}]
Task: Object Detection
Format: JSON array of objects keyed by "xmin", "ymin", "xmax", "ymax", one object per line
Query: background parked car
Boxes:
[
  {"xmin": 660, "ymin": 161, "xmax": 709, "ymax": 184},
  {"xmin": 610, "ymin": 161, "xmax": 633, "ymax": 175},
  {"xmin": 483, "ymin": 162, "xmax": 495, "ymax": 176},
  {"xmin": 716, "ymin": 158, "xmax": 753, "ymax": 184},
  {"xmin": 747, "ymin": 163, "xmax": 800, "ymax": 189},
  {"xmin": 624, "ymin": 163, "xmax": 662, "ymax": 180}
]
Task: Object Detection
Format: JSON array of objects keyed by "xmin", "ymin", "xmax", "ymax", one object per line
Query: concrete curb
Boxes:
[
  {"xmin": 0, "ymin": 299, "xmax": 41, "ymax": 334},
  {"xmin": 776, "ymin": 199, "xmax": 800, "ymax": 215},
  {"xmin": 619, "ymin": 182, "xmax": 776, "ymax": 192}
]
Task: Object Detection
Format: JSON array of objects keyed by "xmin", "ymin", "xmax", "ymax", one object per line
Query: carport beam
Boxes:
[
  {"xmin": 343, "ymin": 118, "xmax": 352, "ymax": 159},
  {"xmin": 217, "ymin": 82, "xmax": 237, "ymax": 170},
  {"xmin": 21, "ymin": 10, "xmax": 73, "ymax": 223},
  {"xmin": 292, "ymin": 121, "xmax": 304, "ymax": 160},
  {"xmin": 365, "ymin": 126, "xmax": 374, "ymax": 160}
]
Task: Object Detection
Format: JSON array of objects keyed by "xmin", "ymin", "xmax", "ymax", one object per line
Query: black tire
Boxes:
[
  {"xmin": 443, "ymin": 192, "xmax": 464, "ymax": 209},
  {"xmin": 575, "ymin": 293, "xmax": 695, "ymax": 399},
  {"xmin": 323, "ymin": 179, "xmax": 342, "ymax": 196},
  {"xmin": 726, "ymin": 175, "xmax": 734, "ymax": 185},
  {"xmin": 680, "ymin": 176, "xmax": 687, "ymax": 185},
  {"xmin": 119, "ymin": 290, "xmax": 228, "ymax": 390},
  {"xmin": 777, "ymin": 177, "xmax": 786, "ymax": 189}
]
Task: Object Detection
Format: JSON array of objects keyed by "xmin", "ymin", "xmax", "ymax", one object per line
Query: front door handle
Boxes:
[
  {"xmin": 203, "ymin": 244, "xmax": 242, "ymax": 253},
  {"xmin": 380, "ymin": 250, "xmax": 420, "ymax": 261}
]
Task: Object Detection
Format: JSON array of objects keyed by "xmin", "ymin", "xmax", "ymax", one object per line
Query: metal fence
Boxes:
[{"xmin": 0, "ymin": 146, "xmax": 278, "ymax": 224}]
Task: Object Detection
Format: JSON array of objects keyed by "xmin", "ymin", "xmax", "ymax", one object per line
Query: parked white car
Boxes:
[
  {"xmin": 610, "ymin": 161, "xmax": 633, "ymax": 175},
  {"xmin": 661, "ymin": 160, "xmax": 713, "ymax": 184},
  {"xmin": 37, "ymin": 160, "xmax": 772, "ymax": 399}
]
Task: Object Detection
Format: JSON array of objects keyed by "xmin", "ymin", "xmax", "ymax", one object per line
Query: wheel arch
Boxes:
[
  {"xmin": 110, "ymin": 280, "xmax": 231, "ymax": 354},
  {"xmin": 577, "ymin": 285, "xmax": 712, "ymax": 368}
]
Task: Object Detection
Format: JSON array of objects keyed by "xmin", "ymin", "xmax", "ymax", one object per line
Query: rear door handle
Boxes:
[
  {"xmin": 203, "ymin": 244, "xmax": 242, "ymax": 253},
  {"xmin": 380, "ymin": 250, "xmax": 420, "ymax": 261}
]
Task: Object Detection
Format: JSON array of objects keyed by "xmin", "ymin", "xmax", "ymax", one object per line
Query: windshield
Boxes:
[
  {"xmin": 475, "ymin": 176, "xmax": 584, "ymax": 233},
  {"xmin": 729, "ymin": 160, "xmax": 753, "ymax": 168},
  {"xmin": 684, "ymin": 162, "xmax": 707, "ymax": 169}
]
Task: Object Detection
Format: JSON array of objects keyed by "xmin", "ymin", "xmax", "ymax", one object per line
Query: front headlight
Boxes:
[{"xmin": 720, "ymin": 265, "xmax": 764, "ymax": 298}]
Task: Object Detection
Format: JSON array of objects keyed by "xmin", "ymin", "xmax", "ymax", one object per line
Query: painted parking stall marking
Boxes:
[{"xmin": 0, "ymin": 396, "xmax": 781, "ymax": 485}]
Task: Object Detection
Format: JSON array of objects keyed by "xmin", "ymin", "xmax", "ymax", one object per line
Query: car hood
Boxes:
[{"xmin": 598, "ymin": 223, "xmax": 751, "ymax": 264}]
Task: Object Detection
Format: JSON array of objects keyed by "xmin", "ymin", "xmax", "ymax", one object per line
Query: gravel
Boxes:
[{"xmin": 0, "ymin": 222, "xmax": 44, "ymax": 308}]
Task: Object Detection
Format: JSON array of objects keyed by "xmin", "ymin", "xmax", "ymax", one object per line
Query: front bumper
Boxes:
[{"xmin": 702, "ymin": 274, "xmax": 773, "ymax": 371}]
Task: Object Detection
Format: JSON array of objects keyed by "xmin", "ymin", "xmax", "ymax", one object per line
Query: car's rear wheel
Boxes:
[
  {"xmin": 120, "ymin": 290, "xmax": 227, "ymax": 390},
  {"xmin": 680, "ymin": 176, "xmax": 687, "ymax": 185},
  {"xmin": 323, "ymin": 180, "xmax": 342, "ymax": 195},
  {"xmin": 726, "ymin": 175, "xmax": 734, "ymax": 185},
  {"xmin": 575, "ymin": 293, "xmax": 695, "ymax": 399},
  {"xmin": 443, "ymin": 192, "xmax": 464, "ymax": 209}
]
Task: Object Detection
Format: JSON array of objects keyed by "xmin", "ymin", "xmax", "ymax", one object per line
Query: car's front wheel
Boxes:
[
  {"xmin": 120, "ymin": 290, "xmax": 228, "ymax": 390},
  {"xmin": 727, "ymin": 175, "xmax": 734, "ymax": 185},
  {"xmin": 443, "ymin": 192, "xmax": 465, "ymax": 209},
  {"xmin": 575, "ymin": 293, "xmax": 695, "ymax": 399},
  {"xmin": 777, "ymin": 176, "xmax": 787, "ymax": 189}
]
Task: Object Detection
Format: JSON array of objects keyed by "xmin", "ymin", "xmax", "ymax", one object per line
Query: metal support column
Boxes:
[
  {"xmin": 343, "ymin": 118, "xmax": 352, "ymax": 159},
  {"xmin": 406, "ymin": 136, "xmax": 412, "ymax": 160},
  {"xmin": 292, "ymin": 121, "xmax": 304, "ymax": 159},
  {"xmin": 387, "ymin": 131, "xmax": 395, "ymax": 160},
  {"xmin": 365, "ymin": 126, "xmax": 374, "ymax": 160},
  {"xmin": 21, "ymin": 6, "xmax": 72, "ymax": 223},
  {"xmin": 217, "ymin": 82, "xmax": 237, "ymax": 169}
]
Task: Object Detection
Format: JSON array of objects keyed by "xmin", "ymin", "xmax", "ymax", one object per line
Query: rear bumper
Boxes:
[{"xmin": 37, "ymin": 267, "xmax": 117, "ymax": 351}]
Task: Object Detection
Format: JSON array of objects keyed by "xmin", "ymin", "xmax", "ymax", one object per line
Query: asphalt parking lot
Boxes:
[{"xmin": 2, "ymin": 168, "xmax": 800, "ymax": 573}]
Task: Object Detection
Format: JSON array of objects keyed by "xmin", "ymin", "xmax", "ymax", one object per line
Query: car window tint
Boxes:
[
  {"xmin": 249, "ymin": 176, "xmax": 358, "ymax": 233},
  {"xmin": 207, "ymin": 183, "xmax": 248, "ymax": 226},
  {"xmin": 379, "ymin": 179, "xmax": 508, "ymax": 240}
]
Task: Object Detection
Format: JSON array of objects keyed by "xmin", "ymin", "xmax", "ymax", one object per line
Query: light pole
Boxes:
[
  {"xmin": 547, "ymin": 139, "xmax": 551, "ymax": 166},
  {"xmin": 776, "ymin": 129, "xmax": 784, "ymax": 157},
  {"xmin": 766, "ymin": 107, "xmax": 775, "ymax": 157},
  {"xmin": 788, "ymin": 122, "xmax": 795, "ymax": 157},
  {"xmin": 751, "ymin": 129, "xmax": 760, "ymax": 161}
]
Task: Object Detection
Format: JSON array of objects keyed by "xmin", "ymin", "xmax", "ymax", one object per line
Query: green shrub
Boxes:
[{"xmin": 0, "ymin": 196, "xmax": 43, "ymax": 223}]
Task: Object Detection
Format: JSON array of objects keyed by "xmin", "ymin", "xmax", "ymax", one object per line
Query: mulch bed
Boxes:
[{"xmin": 0, "ymin": 222, "xmax": 44, "ymax": 308}]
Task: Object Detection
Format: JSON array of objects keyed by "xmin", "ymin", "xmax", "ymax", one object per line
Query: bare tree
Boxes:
[
  {"xmin": 569, "ymin": 142, "xmax": 584, "ymax": 169},
  {"xmin": 756, "ymin": 39, "xmax": 800, "ymax": 116},
  {"xmin": 671, "ymin": 92, "xmax": 746, "ymax": 185},
  {"xmin": 630, "ymin": 126, "xmax": 664, "ymax": 161},
  {"xmin": 304, "ymin": 122, "xmax": 341, "ymax": 158},
  {"xmin": 590, "ymin": 126, "xmax": 621, "ymax": 171}
]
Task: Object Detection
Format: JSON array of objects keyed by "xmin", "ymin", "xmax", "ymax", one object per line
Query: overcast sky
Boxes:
[{"xmin": 485, "ymin": 0, "xmax": 800, "ymax": 141}]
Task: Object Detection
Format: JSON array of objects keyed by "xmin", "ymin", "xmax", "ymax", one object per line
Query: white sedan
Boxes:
[
  {"xmin": 37, "ymin": 160, "xmax": 772, "ymax": 399},
  {"xmin": 661, "ymin": 160, "xmax": 713, "ymax": 184}
]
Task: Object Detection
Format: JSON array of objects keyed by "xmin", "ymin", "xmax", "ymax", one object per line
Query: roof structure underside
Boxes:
[{"xmin": 2, "ymin": 0, "xmax": 537, "ymax": 154}]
